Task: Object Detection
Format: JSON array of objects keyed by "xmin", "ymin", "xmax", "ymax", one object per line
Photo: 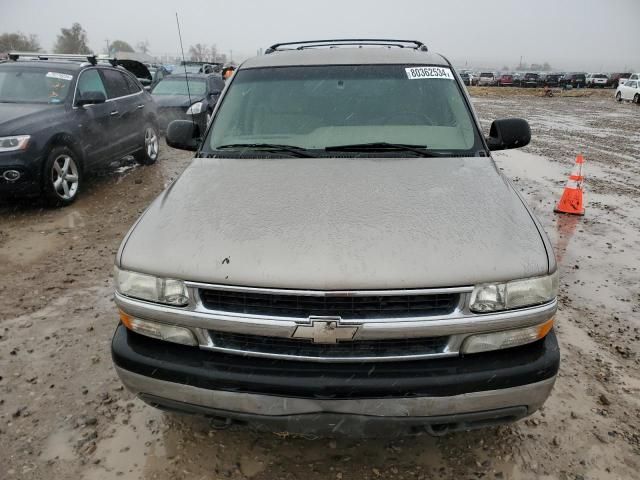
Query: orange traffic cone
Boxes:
[{"xmin": 554, "ymin": 155, "xmax": 585, "ymax": 216}]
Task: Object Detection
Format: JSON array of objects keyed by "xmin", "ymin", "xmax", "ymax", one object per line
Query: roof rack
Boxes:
[
  {"xmin": 8, "ymin": 52, "xmax": 98, "ymax": 65},
  {"xmin": 265, "ymin": 39, "xmax": 428, "ymax": 54}
]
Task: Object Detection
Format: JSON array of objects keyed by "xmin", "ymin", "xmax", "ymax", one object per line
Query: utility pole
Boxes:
[{"xmin": 105, "ymin": 39, "xmax": 110, "ymax": 55}]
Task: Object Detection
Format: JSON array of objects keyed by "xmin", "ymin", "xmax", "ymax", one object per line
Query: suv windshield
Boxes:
[
  {"xmin": 152, "ymin": 77, "xmax": 207, "ymax": 96},
  {"xmin": 207, "ymin": 65, "xmax": 482, "ymax": 155},
  {"xmin": 0, "ymin": 66, "xmax": 74, "ymax": 104}
]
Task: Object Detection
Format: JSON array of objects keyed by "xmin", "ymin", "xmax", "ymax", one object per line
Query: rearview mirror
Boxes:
[
  {"xmin": 486, "ymin": 118, "xmax": 531, "ymax": 151},
  {"xmin": 77, "ymin": 91, "xmax": 106, "ymax": 107},
  {"xmin": 166, "ymin": 120, "xmax": 200, "ymax": 151}
]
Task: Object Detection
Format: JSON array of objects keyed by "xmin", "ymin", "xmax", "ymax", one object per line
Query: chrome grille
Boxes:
[
  {"xmin": 199, "ymin": 289, "xmax": 458, "ymax": 319},
  {"xmin": 207, "ymin": 330, "xmax": 450, "ymax": 360}
]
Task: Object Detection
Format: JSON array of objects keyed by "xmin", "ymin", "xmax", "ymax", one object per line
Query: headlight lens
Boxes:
[
  {"xmin": 470, "ymin": 272, "xmax": 558, "ymax": 313},
  {"xmin": 0, "ymin": 135, "xmax": 30, "ymax": 152},
  {"xmin": 114, "ymin": 267, "xmax": 189, "ymax": 306},
  {"xmin": 186, "ymin": 101, "xmax": 203, "ymax": 115}
]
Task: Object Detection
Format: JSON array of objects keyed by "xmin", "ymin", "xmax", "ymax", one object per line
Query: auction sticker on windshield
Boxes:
[
  {"xmin": 405, "ymin": 66, "xmax": 454, "ymax": 80},
  {"xmin": 46, "ymin": 72, "xmax": 73, "ymax": 81}
]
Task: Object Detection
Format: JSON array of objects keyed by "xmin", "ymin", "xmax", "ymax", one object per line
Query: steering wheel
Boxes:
[{"xmin": 382, "ymin": 111, "xmax": 435, "ymax": 125}]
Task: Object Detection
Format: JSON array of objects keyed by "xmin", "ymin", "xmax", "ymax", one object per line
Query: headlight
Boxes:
[
  {"xmin": 0, "ymin": 135, "xmax": 30, "ymax": 152},
  {"xmin": 470, "ymin": 272, "xmax": 558, "ymax": 313},
  {"xmin": 119, "ymin": 310, "xmax": 197, "ymax": 346},
  {"xmin": 462, "ymin": 318, "xmax": 554, "ymax": 354},
  {"xmin": 186, "ymin": 101, "xmax": 203, "ymax": 115},
  {"xmin": 114, "ymin": 267, "xmax": 189, "ymax": 306}
]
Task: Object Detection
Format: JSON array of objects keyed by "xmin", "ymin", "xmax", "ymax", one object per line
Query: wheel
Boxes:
[
  {"xmin": 134, "ymin": 124, "xmax": 160, "ymax": 165},
  {"xmin": 616, "ymin": 91, "xmax": 622, "ymax": 102},
  {"xmin": 634, "ymin": 94, "xmax": 639, "ymax": 104},
  {"xmin": 42, "ymin": 146, "xmax": 82, "ymax": 207}
]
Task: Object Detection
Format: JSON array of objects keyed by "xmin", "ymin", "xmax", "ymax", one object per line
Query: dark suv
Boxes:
[
  {"xmin": 560, "ymin": 73, "xmax": 586, "ymax": 89},
  {"xmin": 0, "ymin": 53, "xmax": 160, "ymax": 206},
  {"xmin": 152, "ymin": 73, "xmax": 225, "ymax": 133}
]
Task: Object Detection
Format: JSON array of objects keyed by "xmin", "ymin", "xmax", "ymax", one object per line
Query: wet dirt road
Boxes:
[{"xmin": 1, "ymin": 92, "xmax": 639, "ymax": 480}]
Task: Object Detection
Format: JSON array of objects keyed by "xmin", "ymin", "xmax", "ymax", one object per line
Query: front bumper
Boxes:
[
  {"xmin": 0, "ymin": 150, "xmax": 43, "ymax": 196},
  {"xmin": 112, "ymin": 325, "xmax": 559, "ymax": 435}
]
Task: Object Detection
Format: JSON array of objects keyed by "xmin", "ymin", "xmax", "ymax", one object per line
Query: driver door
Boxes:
[{"xmin": 73, "ymin": 68, "xmax": 115, "ymax": 166}]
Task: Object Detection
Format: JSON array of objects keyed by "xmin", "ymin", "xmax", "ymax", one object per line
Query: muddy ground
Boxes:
[{"xmin": 1, "ymin": 90, "xmax": 639, "ymax": 480}]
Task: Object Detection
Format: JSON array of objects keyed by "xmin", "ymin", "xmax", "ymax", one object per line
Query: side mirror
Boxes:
[
  {"xmin": 77, "ymin": 91, "xmax": 106, "ymax": 107},
  {"xmin": 486, "ymin": 118, "xmax": 531, "ymax": 151},
  {"xmin": 166, "ymin": 120, "xmax": 200, "ymax": 151},
  {"xmin": 210, "ymin": 90, "xmax": 222, "ymax": 97}
]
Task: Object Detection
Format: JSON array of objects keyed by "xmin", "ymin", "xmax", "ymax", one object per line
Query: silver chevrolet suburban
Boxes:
[{"xmin": 112, "ymin": 39, "xmax": 559, "ymax": 436}]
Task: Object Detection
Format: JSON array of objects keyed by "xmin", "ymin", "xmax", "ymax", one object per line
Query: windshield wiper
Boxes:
[
  {"xmin": 216, "ymin": 143, "xmax": 315, "ymax": 158},
  {"xmin": 325, "ymin": 142, "xmax": 439, "ymax": 157}
]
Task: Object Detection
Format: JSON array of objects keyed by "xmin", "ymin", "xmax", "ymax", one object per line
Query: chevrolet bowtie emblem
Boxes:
[{"xmin": 292, "ymin": 317, "xmax": 358, "ymax": 344}]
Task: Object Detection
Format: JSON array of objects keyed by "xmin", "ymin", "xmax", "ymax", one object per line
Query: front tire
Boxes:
[
  {"xmin": 42, "ymin": 146, "xmax": 82, "ymax": 207},
  {"xmin": 134, "ymin": 124, "xmax": 160, "ymax": 165},
  {"xmin": 616, "ymin": 91, "xmax": 622, "ymax": 102}
]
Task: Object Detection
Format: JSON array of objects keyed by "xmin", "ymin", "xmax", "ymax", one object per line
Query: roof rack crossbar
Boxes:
[
  {"xmin": 295, "ymin": 42, "xmax": 412, "ymax": 50},
  {"xmin": 265, "ymin": 39, "xmax": 428, "ymax": 54},
  {"xmin": 8, "ymin": 52, "xmax": 98, "ymax": 65}
]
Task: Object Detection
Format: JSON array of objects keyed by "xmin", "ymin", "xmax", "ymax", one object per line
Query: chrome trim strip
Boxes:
[
  {"xmin": 186, "ymin": 281, "xmax": 473, "ymax": 296},
  {"xmin": 196, "ymin": 330, "xmax": 459, "ymax": 363},
  {"xmin": 116, "ymin": 367, "xmax": 556, "ymax": 417}
]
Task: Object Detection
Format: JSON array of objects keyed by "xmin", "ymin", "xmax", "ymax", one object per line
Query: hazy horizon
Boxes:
[{"xmin": 2, "ymin": 0, "xmax": 638, "ymax": 71}]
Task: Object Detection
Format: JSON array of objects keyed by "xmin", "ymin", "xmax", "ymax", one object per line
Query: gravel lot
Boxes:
[{"xmin": 1, "ymin": 89, "xmax": 639, "ymax": 480}]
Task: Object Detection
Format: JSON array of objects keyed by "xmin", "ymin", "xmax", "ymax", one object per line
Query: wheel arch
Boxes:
[{"xmin": 43, "ymin": 133, "xmax": 86, "ymax": 173}]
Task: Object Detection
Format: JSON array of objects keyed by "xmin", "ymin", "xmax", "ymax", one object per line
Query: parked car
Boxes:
[
  {"xmin": 627, "ymin": 73, "xmax": 640, "ymax": 84},
  {"xmin": 109, "ymin": 59, "xmax": 154, "ymax": 90},
  {"xmin": 151, "ymin": 73, "xmax": 225, "ymax": 133},
  {"xmin": 521, "ymin": 73, "xmax": 540, "ymax": 88},
  {"xmin": 560, "ymin": 73, "xmax": 586, "ymax": 88},
  {"xmin": 0, "ymin": 53, "xmax": 160, "ymax": 206},
  {"xmin": 112, "ymin": 39, "xmax": 560, "ymax": 437},
  {"xmin": 459, "ymin": 71, "xmax": 477, "ymax": 86},
  {"xmin": 586, "ymin": 73, "xmax": 609, "ymax": 88},
  {"xmin": 477, "ymin": 72, "xmax": 498, "ymax": 86},
  {"xmin": 538, "ymin": 73, "xmax": 563, "ymax": 88},
  {"xmin": 608, "ymin": 73, "xmax": 632, "ymax": 88},
  {"xmin": 498, "ymin": 74, "xmax": 514, "ymax": 86},
  {"xmin": 616, "ymin": 79, "xmax": 640, "ymax": 103}
]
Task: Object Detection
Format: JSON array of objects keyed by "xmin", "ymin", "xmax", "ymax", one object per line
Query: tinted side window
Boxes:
[
  {"xmin": 76, "ymin": 69, "xmax": 107, "ymax": 98},
  {"xmin": 122, "ymin": 72, "xmax": 142, "ymax": 94},
  {"xmin": 101, "ymin": 69, "xmax": 130, "ymax": 99}
]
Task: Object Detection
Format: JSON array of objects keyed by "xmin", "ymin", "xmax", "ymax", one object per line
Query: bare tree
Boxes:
[
  {"xmin": 0, "ymin": 32, "xmax": 41, "ymax": 53},
  {"xmin": 110, "ymin": 40, "xmax": 134, "ymax": 53},
  {"xmin": 188, "ymin": 43, "xmax": 209, "ymax": 62},
  {"xmin": 54, "ymin": 23, "xmax": 91, "ymax": 54},
  {"xmin": 137, "ymin": 40, "xmax": 150, "ymax": 55}
]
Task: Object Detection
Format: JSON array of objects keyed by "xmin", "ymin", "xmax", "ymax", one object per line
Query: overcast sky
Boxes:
[{"xmin": 2, "ymin": 0, "xmax": 638, "ymax": 71}]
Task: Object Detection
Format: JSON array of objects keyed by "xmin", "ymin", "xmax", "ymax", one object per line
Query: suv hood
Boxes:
[
  {"xmin": 0, "ymin": 103, "xmax": 63, "ymax": 135},
  {"xmin": 119, "ymin": 157, "xmax": 550, "ymax": 290},
  {"xmin": 115, "ymin": 59, "xmax": 152, "ymax": 82}
]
